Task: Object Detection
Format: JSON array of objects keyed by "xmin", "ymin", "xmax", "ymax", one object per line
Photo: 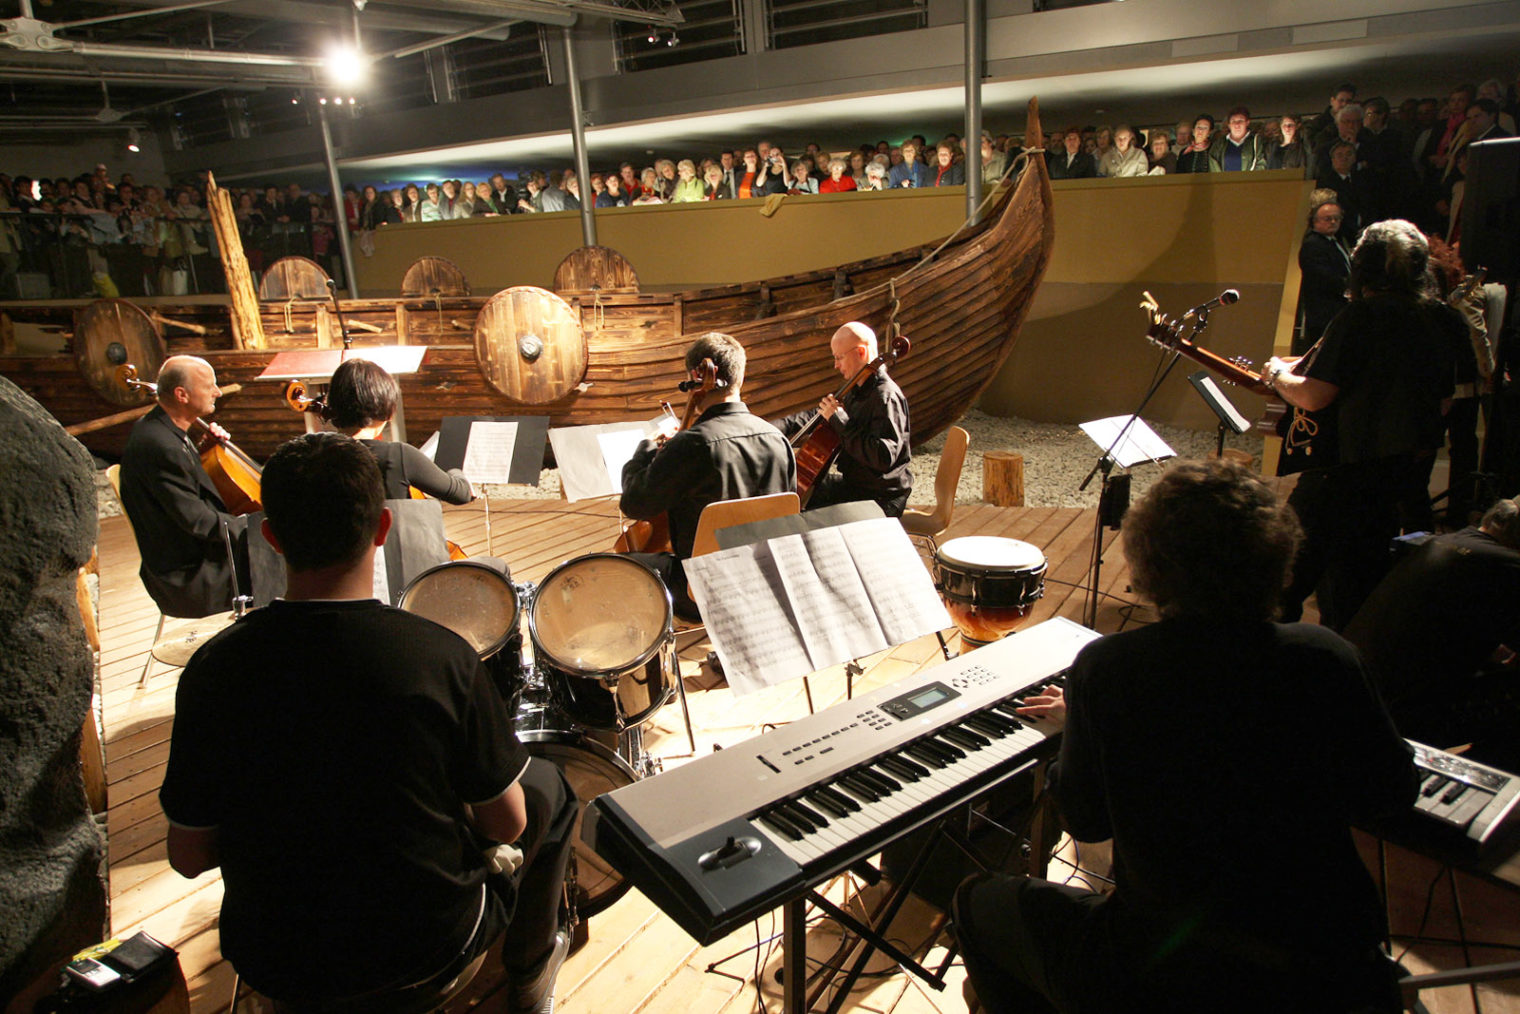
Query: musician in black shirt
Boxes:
[
  {"xmin": 325, "ymin": 357, "xmax": 474, "ymax": 503},
  {"xmin": 161, "ymin": 434, "xmax": 576, "ymax": 1012},
  {"xmin": 775, "ymin": 322, "xmax": 912, "ymax": 517},
  {"xmin": 952, "ymin": 459, "xmax": 1417, "ymax": 1013}
]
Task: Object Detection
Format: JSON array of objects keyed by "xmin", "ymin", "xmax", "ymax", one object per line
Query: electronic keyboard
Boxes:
[
  {"xmin": 1409, "ymin": 740, "xmax": 1520, "ymax": 846},
  {"xmin": 582, "ymin": 617, "xmax": 1099, "ymax": 944}
]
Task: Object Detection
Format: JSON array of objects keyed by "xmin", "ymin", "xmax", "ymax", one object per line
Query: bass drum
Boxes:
[{"xmin": 515, "ymin": 702, "xmax": 637, "ymax": 917}]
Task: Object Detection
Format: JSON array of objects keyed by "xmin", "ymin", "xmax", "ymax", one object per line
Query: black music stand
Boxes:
[
  {"xmin": 1188, "ymin": 370, "xmax": 1252, "ymax": 458},
  {"xmin": 1075, "ymin": 415, "xmax": 1174, "ymax": 629}
]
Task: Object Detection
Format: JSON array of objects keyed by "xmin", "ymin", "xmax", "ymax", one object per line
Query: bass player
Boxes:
[{"xmin": 775, "ymin": 321, "xmax": 913, "ymax": 517}]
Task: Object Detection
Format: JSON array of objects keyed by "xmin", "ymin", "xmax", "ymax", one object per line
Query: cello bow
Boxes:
[{"xmin": 615, "ymin": 359, "xmax": 722, "ymax": 553}]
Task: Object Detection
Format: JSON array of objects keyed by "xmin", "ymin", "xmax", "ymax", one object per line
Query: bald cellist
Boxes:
[{"xmin": 119, "ymin": 355, "xmax": 249, "ymax": 618}]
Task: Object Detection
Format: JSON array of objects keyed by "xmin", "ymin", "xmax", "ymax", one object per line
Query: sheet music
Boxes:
[
  {"xmin": 1079, "ymin": 415, "xmax": 1176, "ymax": 468},
  {"xmin": 684, "ymin": 516, "xmax": 951, "ymax": 695},
  {"xmin": 772, "ymin": 528, "xmax": 886, "ymax": 665},
  {"xmin": 598, "ymin": 430, "xmax": 649, "ymax": 489},
  {"xmin": 840, "ymin": 518, "xmax": 953, "ymax": 644},
  {"xmin": 461, "ymin": 421, "xmax": 519, "ymax": 484},
  {"xmin": 684, "ymin": 545, "xmax": 814, "ymax": 696},
  {"xmin": 372, "ymin": 544, "xmax": 389, "ymax": 602},
  {"xmin": 418, "ymin": 430, "xmax": 440, "ymax": 461}
]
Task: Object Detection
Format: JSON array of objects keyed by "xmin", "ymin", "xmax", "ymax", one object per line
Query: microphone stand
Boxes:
[
  {"xmin": 326, "ymin": 278, "xmax": 353, "ymax": 350},
  {"xmin": 1076, "ymin": 308, "xmax": 1210, "ymax": 629}
]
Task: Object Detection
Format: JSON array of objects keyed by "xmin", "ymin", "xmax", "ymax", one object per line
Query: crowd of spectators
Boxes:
[{"xmin": 2, "ymin": 72, "xmax": 1516, "ymax": 300}]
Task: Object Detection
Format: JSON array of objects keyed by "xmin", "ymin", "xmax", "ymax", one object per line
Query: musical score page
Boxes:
[
  {"xmin": 461, "ymin": 421, "xmax": 520, "ymax": 485},
  {"xmin": 684, "ymin": 516, "xmax": 951, "ymax": 695},
  {"xmin": 841, "ymin": 518, "xmax": 953, "ymax": 644},
  {"xmin": 773, "ymin": 528, "xmax": 886, "ymax": 664},
  {"xmin": 684, "ymin": 545, "xmax": 814, "ymax": 696}
]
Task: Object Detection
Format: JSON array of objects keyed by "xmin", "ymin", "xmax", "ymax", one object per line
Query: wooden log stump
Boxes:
[{"xmin": 983, "ymin": 451, "xmax": 1025, "ymax": 507}]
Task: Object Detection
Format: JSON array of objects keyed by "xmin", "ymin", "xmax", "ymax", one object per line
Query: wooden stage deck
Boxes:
[{"xmin": 92, "ymin": 499, "xmax": 1520, "ymax": 1014}]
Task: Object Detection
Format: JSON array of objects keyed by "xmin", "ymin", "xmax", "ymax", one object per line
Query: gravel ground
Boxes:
[{"xmin": 93, "ymin": 408, "xmax": 1263, "ymax": 518}]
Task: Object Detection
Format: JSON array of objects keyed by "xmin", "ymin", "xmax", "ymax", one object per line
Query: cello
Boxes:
[
  {"xmin": 790, "ymin": 334, "xmax": 910, "ymax": 506},
  {"xmin": 282, "ymin": 379, "xmax": 468, "ymax": 560},
  {"xmin": 614, "ymin": 359, "xmax": 722, "ymax": 553},
  {"xmin": 117, "ymin": 364, "xmax": 263, "ymax": 514}
]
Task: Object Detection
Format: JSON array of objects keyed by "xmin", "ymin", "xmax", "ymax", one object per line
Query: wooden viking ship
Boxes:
[{"xmin": 0, "ymin": 100, "xmax": 1054, "ymax": 462}]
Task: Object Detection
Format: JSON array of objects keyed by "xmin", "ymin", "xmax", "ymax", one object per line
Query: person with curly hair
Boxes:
[{"xmin": 952, "ymin": 458, "xmax": 1416, "ymax": 1014}]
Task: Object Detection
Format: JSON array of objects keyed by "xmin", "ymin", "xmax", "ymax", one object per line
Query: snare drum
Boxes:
[
  {"xmin": 399, "ymin": 559, "xmax": 523, "ymax": 702},
  {"xmin": 932, "ymin": 537, "xmax": 1047, "ymax": 646},
  {"xmin": 530, "ymin": 554, "xmax": 676, "ymax": 731}
]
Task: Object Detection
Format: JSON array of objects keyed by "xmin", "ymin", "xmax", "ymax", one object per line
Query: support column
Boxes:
[
  {"xmin": 561, "ymin": 24, "xmax": 596, "ymax": 249},
  {"xmin": 964, "ymin": 0, "xmax": 984, "ymax": 219},
  {"xmin": 319, "ymin": 103, "xmax": 361, "ymax": 299}
]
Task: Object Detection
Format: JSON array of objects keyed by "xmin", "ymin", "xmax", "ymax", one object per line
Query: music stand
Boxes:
[
  {"xmin": 1076, "ymin": 416, "xmax": 1175, "ymax": 628},
  {"xmin": 258, "ymin": 346, "xmax": 427, "ymax": 442},
  {"xmin": 1188, "ymin": 370, "xmax": 1252, "ymax": 458}
]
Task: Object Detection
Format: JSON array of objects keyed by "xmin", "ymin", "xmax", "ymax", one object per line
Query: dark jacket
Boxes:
[
  {"xmin": 1296, "ymin": 231, "xmax": 1351, "ymax": 350},
  {"xmin": 620, "ymin": 401, "xmax": 796, "ymax": 560},
  {"xmin": 1209, "ymin": 132, "xmax": 1269, "ymax": 171},
  {"xmin": 777, "ymin": 368, "xmax": 912, "ymax": 504},
  {"xmin": 120, "ymin": 406, "xmax": 244, "ymax": 617},
  {"xmin": 1047, "ymin": 150, "xmax": 1099, "ymax": 180}
]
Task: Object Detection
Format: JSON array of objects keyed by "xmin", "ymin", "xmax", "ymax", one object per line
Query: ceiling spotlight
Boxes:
[
  {"xmin": 126, "ymin": 127, "xmax": 141, "ymax": 153},
  {"xmin": 666, "ymin": 31, "xmax": 678, "ymax": 46},
  {"xmin": 324, "ymin": 41, "xmax": 370, "ymax": 88},
  {"xmin": 319, "ymin": 96, "xmax": 329, "ymax": 105},
  {"xmin": 646, "ymin": 25, "xmax": 657, "ymax": 43}
]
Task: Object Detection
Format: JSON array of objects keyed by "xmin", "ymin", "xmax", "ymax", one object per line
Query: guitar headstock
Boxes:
[{"xmin": 1140, "ymin": 291, "xmax": 1183, "ymax": 350}]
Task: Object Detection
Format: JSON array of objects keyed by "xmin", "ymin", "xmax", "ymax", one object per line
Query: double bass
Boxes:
[
  {"xmin": 117, "ymin": 364, "xmax": 263, "ymax": 514},
  {"xmin": 790, "ymin": 335, "xmax": 910, "ymax": 506},
  {"xmin": 614, "ymin": 359, "xmax": 722, "ymax": 553}
]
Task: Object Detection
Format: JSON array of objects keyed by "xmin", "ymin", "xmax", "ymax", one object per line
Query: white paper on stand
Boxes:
[
  {"xmin": 684, "ymin": 517, "xmax": 952, "ymax": 695},
  {"xmin": 418, "ymin": 430, "xmax": 440, "ymax": 461},
  {"xmin": 461, "ymin": 421, "xmax": 519, "ymax": 484},
  {"xmin": 1078, "ymin": 415, "xmax": 1176, "ymax": 469},
  {"xmin": 597, "ymin": 430, "xmax": 650, "ymax": 488}
]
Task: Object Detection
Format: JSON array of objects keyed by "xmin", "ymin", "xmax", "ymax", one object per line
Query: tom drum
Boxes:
[
  {"xmin": 932, "ymin": 536, "xmax": 1047, "ymax": 646},
  {"xmin": 399, "ymin": 559, "xmax": 523, "ymax": 702}
]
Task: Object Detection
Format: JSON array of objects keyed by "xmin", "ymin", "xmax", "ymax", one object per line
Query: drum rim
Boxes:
[
  {"xmin": 398, "ymin": 559, "xmax": 520, "ymax": 659},
  {"xmin": 529, "ymin": 553, "xmax": 674, "ymax": 676},
  {"xmin": 935, "ymin": 536, "xmax": 1047, "ymax": 571}
]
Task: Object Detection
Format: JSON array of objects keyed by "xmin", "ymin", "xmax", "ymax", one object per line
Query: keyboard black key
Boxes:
[
  {"xmin": 964, "ymin": 715, "xmax": 1010, "ymax": 738},
  {"xmin": 788, "ymin": 798, "xmax": 829, "ymax": 828},
  {"xmin": 860, "ymin": 765, "xmax": 902, "ymax": 793},
  {"xmin": 1421, "ymin": 776, "xmax": 1448, "ymax": 798},
  {"xmin": 777, "ymin": 801, "xmax": 817, "ymax": 833},
  {"xmin": 891, "ymin": 752, "xmax": 932, "ymax": 778},
  {"xmin": 877, "ymin": 755, "xmax": 923, "ymax": 781},
  {"xmin": 927, "ymin": 735, "xmax": 967, "ymax": 760},
  {"xmin": 1440, "ymin": 782, "xmax": 1468, "ymax": 805},
  {"xmin": 758, "ymin": 809, "xmax": 804, "ymax": 841},
  {"xmin": 905, "ymin": 743, "xmax": 948, "ymax": 769},
  {"xmin": 989, "ymin": 702, "xmax": 1026, "ymax": 723},
  {"xmin": 943, "ymin": 726, "xmax": 991, "ymax": 750},
  {"xmin": 816, "ymin": 785, "xmax": 861, "ymax": 812},
  {"xmin": 839, "ymin": 772, "xmax": 882, "ymax": 802},
  {"xmin": 805, "ymin": 790, "xmax": 851, "ymax": 818}
]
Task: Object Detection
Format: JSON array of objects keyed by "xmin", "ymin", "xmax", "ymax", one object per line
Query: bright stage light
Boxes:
[{"xmin": 324, "ymin": 42, "xmax": 370, "ymax": 88}]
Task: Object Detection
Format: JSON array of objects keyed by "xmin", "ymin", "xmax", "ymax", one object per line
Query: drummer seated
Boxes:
[{"xmin": 160, "ymin": 433, "xmax": 578, "ymax": 1014}]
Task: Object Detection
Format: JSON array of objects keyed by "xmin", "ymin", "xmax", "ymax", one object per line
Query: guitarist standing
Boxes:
[{"xmin": 777, "ymin": 322, "xmax": 913, "ymax": 517}]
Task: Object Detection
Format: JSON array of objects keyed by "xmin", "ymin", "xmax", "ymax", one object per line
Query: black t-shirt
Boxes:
[
  {"xmin": 1053, "ymin": 619, "xmax": 1416, "ymax": 1000},
  {"xmin": 1307, "ymin": 296, "xmax": 1464, "ymax": 464},
  {"xmin": 160, "ymin": 599, "xmax": 527, "ymax": 1000}
]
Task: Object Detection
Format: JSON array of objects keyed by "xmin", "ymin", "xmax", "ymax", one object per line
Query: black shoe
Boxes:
[{"xmin": 508, "ymin": 930, "xmax": 570, "ymax": 1013}]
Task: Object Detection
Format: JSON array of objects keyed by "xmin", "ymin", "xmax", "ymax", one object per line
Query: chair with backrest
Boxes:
[
  {"xmin": 900, "ymin": 425, "xmax": 969, "ymax": 541},
  {"xmin": 690, "ymin": 491, "xmax": 802, "ymax": 559}
]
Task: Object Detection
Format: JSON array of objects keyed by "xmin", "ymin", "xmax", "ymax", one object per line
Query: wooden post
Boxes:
[
  {"xmin": 206, "ymin": 172, "xmax": 265, "ymax": 350},
  {"xmin": 983, "ymin": 451, "xmax": 1025, "ymax": 507}
]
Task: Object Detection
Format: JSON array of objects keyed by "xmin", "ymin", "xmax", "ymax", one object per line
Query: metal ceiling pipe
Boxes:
[
  {"xmin": 70, "ymin": 41, "xmax": 326, "ymax": 66},
  {"xmin": 385, "ymin": 0, "xmax": 576, "ymax": 27},
  {"xmin": 0, "ymin": 65, "xmax": 308, "ymax": 86},
  {"xmin": 318, "ymin": 103, "xmax": 361, "ymax": 300}
]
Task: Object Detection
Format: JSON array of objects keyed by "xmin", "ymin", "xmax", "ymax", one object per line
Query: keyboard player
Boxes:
[{"xmin": 952, "ymin": 459, "xmax": 1419, "ymax": 1013}]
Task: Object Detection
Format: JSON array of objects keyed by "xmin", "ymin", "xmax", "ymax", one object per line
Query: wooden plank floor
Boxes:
[{"xmin": 93, "ymin": 499, "xmax": 1520, "ymax": 1014}]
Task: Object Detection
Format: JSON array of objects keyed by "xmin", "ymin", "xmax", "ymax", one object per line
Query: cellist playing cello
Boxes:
[
  {"xmin": 775, "ymin": 322, "xmax": 912, "ymax": 517},
  {"xmin": 619, "ymin": 332, "xmax": 795, "ymax": 621},
  {"xmin": 120, "ymin": 355, "xmax": 250, "ymax": 618}
]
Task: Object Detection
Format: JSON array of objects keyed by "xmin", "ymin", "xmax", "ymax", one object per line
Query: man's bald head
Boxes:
[
  {"xmin": 1481, "ymin": 497, "xmax": 1520, "ymax": 549},
  {"xmin": 831, "ymin": 321, "xmax": 877, "ymax": 360},
  {"xmin": 156, "ymin": 356, "xmax": 211, "ymax": 406}
]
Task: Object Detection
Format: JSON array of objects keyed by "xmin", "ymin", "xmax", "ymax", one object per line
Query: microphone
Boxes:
[
  {"xmin": 676, "ymin": 376, "xmax": 728, "ymax": 392},
  {"xmin": 1182, "ymin": 288, "xmax": 1240, "ymax": 319}
]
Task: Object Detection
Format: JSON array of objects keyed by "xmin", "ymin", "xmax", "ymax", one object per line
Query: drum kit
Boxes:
[{"xmin": 398, "ymin": 552, "xmax": 689, "ymax": 918}]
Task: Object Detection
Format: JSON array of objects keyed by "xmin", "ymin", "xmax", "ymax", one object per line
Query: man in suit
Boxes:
[
  {"xmin": 1295, "ymin": 193, "xmax": 1351, "ymax": 354},
  {"xmin": 486, "ymin": 174, "xmax": 519, "ymax": 215},
  {"xmin": 119, "ymin": 355, "xmax": 247, "ymax": 617},
  {"xmin": 1047, "ymin": 128, "xmax": 1098, "ymax": 179}
]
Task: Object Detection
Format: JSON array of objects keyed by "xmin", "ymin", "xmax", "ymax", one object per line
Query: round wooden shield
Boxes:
[
  {"xmin": 553, "ymin": 246, "xmax": 640, "ymax": 294},
  {"xmin": 401, "ymin": 256, "xmax": 470, "ymax": 297},
  {"xmin": 73, "ymin": 299, "xmax": 165, "ymax": 407},
  {"xmin": 474, "ymin": 286, "xmax": 587, "ymax": 405},
  {"xmin": 258, "ymin": 256, "xmax": 332, "ymax": 300}
]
